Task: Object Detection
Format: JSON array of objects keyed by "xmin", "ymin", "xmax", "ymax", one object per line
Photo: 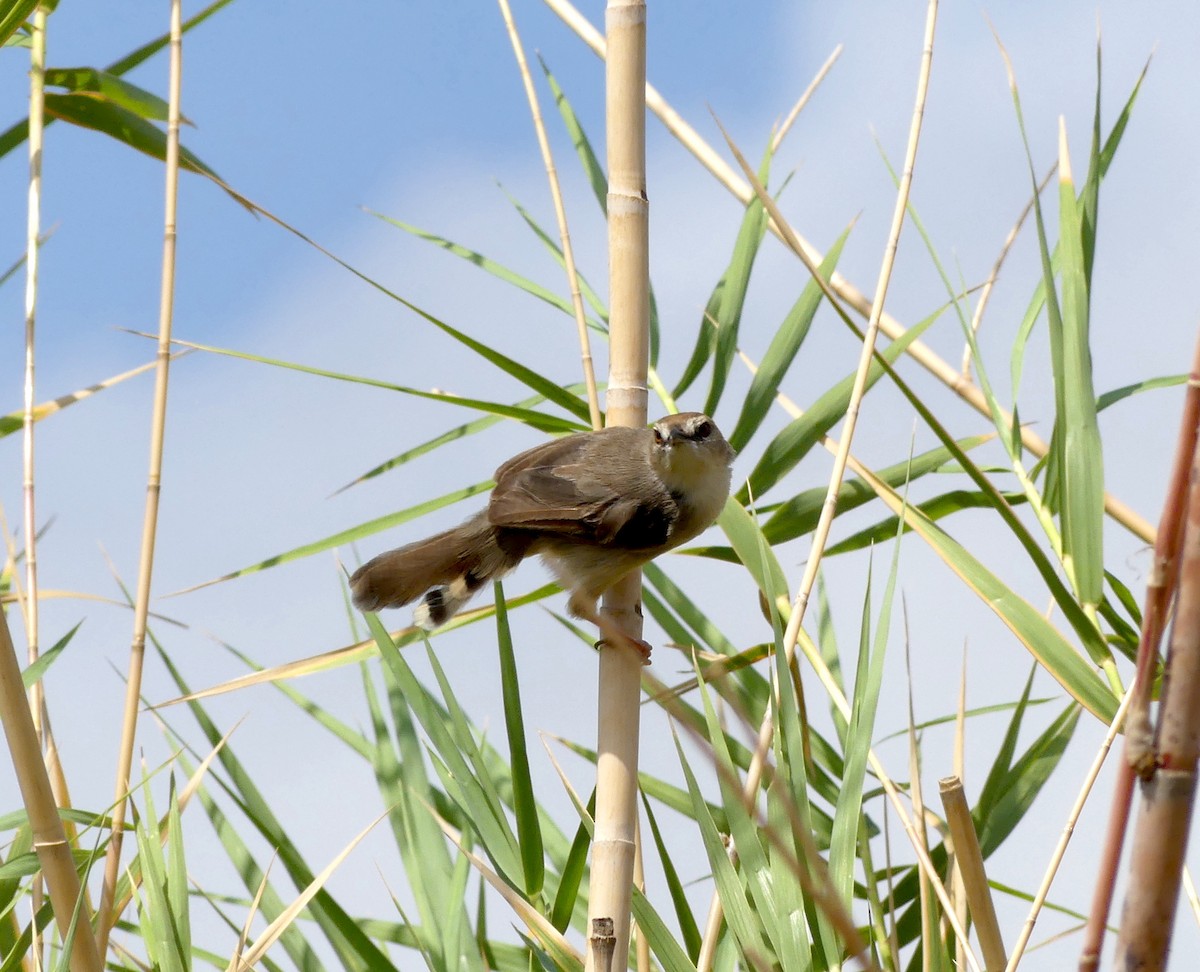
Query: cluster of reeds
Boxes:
[{"xmin": 2, "ymin": 1, "xmax": 1198, "ymax": 970}]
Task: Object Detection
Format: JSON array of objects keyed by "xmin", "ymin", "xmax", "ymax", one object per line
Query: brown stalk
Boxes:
[
  {"xmin": 585, "ymin": 2, "xmax": 649, "ymax": 969},
  {"xmin": 0, "ymin": 608, "xmax": 102, "ymax": 971},
  {"xmin": 541, "ymin": 0, "xmax": 1156, "ymax": 545},
  {"xmin": 497, "ymin": 0, "xmax": 602, "ymax": 430},
  {"xmin": 96, "ymin": 0, "xmax": 184, "ymax": 954},
  {"xmin": 1077, "ymin": 335, "xmax": 1200, "ymax": 970},
  {"xmin": 1111, "ymin": 412, "xmax": 1200, "ymax": 967},
  {"xmin": 939, "ymin": 776, "xmax": 1007, "ymax": 970}
]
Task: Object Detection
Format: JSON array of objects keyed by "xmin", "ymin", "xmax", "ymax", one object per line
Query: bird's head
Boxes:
[{"xmin": 649, "ymin": 412, "xmax": 735, "ymax": 486}]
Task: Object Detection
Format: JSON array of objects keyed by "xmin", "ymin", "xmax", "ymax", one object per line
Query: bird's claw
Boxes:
[{"xmin": 594, "ymin": 636, "xmax": 652, "ymax": 665}]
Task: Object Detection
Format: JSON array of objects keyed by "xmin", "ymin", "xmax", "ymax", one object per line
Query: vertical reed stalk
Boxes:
[
  {"xmin": 96, "ymin": 0, "xmax": 183, "ymax": 954},
  {"xmin": 23, "ymin": 6, "xmax": 46, "ymax": 733},
  {"xmin": 23, "ymin": 10, "xmax": 50, "ymax": 963},
  {"xmin": 586, "ymin": 1, "xmax": 648, "ymax": 968},
  {"xmin": 497, "ymin": 0, "xmax": 603, "ymax": 430},
  {"xmin": 0, "ymin": 609, "xmax": 102, "ymax": 971}
]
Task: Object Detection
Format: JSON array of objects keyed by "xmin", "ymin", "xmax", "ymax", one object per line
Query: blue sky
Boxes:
[{"xmin": 3, "ymin": 2, "xmax": 1199, "ymax": 968}]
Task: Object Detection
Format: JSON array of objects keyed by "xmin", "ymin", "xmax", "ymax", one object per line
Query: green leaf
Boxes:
[
  {"xmin": 20, "ymin": 622, "xmax": 80, "ymax": 688},
  {"xmin": 631, "ymin": 885, "xmax": 700, "ymax": 972},
  {"xmin": 736, "ymin": 298, "xmax": 946, "ymax": 504},
  {"xmin": 728, "ymin": 224, "xmax": 852, "ymax": 452},
  {"xmin": 0, "ymin": 0, "xmax": 238, "ymax": 160},
  {"xmin": 672, "ymin": 728, "xmax": 772, "ymax": 965},
  {"xmin": 640, "ymin": 795, "xmax": 701, "ymax": 961},
  {"xmin": 717, "ymin": 498, "xmax": 791, "ymax": 620},
  {"xmin": 703, "ymin": 148, "xmax": 772, "ymax": 417},
  {"xmin": 549, "ymin": 791, "xmax": 593, "ymax": 933},
  {"xmin": 44, "ymin": 67, "xmax": 177, "ymax": 123},
  {"xmin": 1053, "ymin": 122, "xmax": 1104, "ymax": 606},
  {"xmin": 1096, "ymin": 374, "xmax": 1186, "ymax": 412},
  {"xmin": 889, "ymin": 489, "xmax": 1114, "ymax": 720},
  {"xmin": 0, "ymin": 0, "xmax": 38, "ymax": 49},
  {"xmin": 159, "ymin": 334, "xmax": 586, "ymax": 434},
  {"xmin": 825, "ymin": 489, "xmax": 1028, "ymax": 556},
  {"xmin": 493, "ymin": 582, "xmax": 544, "ymax": 897},
  {"xmin": 152, "ymin": 642, "xmax": 391, "ymax": 969},
  {"xmin": 830, "ymin": 530, "xmax": 899, "ymax": 906},
  {"xmin": 186, "ymin": 479, "xmax": 492, "ymax": 590},
  {"xmin": 762, "ymin": 434, "xmax": 994, "ymax": 546},
  {"xmin": 538, "ymin": 55, "xmax": 607, "ymax": 216},
  {"xmin": 44, "ymin": 93, "xmax": 219, "ymax": 179}
]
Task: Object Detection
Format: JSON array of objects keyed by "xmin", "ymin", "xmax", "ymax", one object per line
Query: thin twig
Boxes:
[
  {"xmin": 960, "ymin": 164, "xmax": 1056, "ymax": 380},
  {"xmin": 769, "ymin": 44, "xmax": 843, "ymax": 155},
  {"xmin": 1007, "ymin": 689, "xmax": 1131, "ymax": 971},
  {"xmin": 96, "ymin": 0, "xmax": 184, "ymax": 954},
  {"xmin": 497, "ymin": 0, "xmax": 602, "ymax": 430}
]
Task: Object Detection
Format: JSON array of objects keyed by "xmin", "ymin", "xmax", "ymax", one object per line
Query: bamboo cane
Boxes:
[
  {"xmin": 96, "ymin": 0, "xmax": 184, "ymax": 954},
  {"xmin": 23, "ymin": 6, "xmax": 45, "ymax": 735},
  {"xmin": 586, "ymin": 2, "xmax": 648, "ymax": 969}
]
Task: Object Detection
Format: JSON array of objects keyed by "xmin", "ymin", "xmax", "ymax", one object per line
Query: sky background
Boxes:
[{"xmin": 2, "ymin": 1, "xmax": 1199, "ymax": 968}]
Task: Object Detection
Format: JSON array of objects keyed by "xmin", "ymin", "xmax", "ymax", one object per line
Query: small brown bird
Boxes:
[{"xmin": 350, "ymin": 412, "xmax": 734, "ymax": 635}]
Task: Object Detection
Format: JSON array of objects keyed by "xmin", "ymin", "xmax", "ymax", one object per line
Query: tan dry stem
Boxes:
[
  {"xmin": 586, "ymin": 2, "xmax": 649, "ymax": 969},
  {"xmin": 939, "ymin": 776, "xmax": 1007, "ymax": 970},
  {"xmin": 0, "ymin": 608, "xmax": 102, "ymax": 971},
  {"xmin": 96, "ymin": 0, "xmax": 184, "ymax": 955},
  {"xmin": 23, "ymin": 6, "xmax": 46, "ymax": 737},
  {"xmin": 541, "ymin": 0, "xmax": 1155, "ymax": 545},
  {"xmin": 1112, "ymin": 424, "xmax": 1200, "ymax": 968},
  {"xmin": 497, "ymin": 0, "xmax": 602, "ymax": 430}
]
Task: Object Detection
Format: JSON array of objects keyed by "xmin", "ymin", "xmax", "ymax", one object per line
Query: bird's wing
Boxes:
[{"xmin": 489, "ymin": 428, "xmax": 676, "ymax": 547}]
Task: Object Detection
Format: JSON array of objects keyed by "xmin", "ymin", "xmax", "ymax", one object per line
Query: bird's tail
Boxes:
[{"xmin": 350, "ymin": 512, "xmax": 534, "ymax": 627}]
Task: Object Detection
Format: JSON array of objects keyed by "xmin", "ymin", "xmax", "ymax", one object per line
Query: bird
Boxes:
[{"xmin": 349, "ymin": 412, "xmax": 734, "ymax": 647}]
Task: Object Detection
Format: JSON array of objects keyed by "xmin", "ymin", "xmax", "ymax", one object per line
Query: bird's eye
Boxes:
[
  {"xmin": 653, "ymin": 427, "xmax": 665, "ymax": 445},
  {"xmin": 693, "ymin": 419, "xmax": 712, "ymax": 440}
]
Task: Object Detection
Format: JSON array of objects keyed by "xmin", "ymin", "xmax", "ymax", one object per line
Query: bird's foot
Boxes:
[{"xmin": 594, "ymin": 636, "xmax": 653, "ymax": 665}]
